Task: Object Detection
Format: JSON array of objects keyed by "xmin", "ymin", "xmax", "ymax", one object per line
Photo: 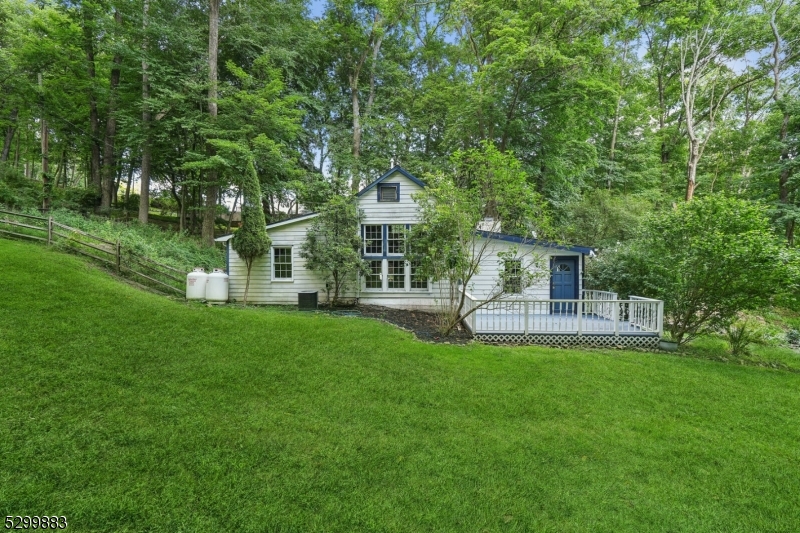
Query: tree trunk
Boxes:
[
  {"xmin": 124, "ymin": 157, "xmax": 135, "ymax": 208},
  {"xmin": 82, "ymin": 13, "xmax": 102, "ymax": 196},
  {"xmin": 350, "ymin": 76, "xmax": 361, "ymax": 193},
  {"xmin": 243, "ymin": 260, "xmax": 252, "ymax": 306},
  {"xmin": 13, "ymin": 125, "xmax": 20, "ymax": 168},
  {"xmin": 139, "ymin": 0, "xmax": 151, "ymax": 224},
  {"xmin": 685, "ymin": 138, "xmax": 699, "ymax": 201},
  {"xmin": 1, "ymin": 108, "xmax": 18, "ymax": 162},
  {"xmin": 39, "ymin": 74, "xmax": 50, "ymax": 211},
  {"xmin": 180, "ymin": 183, "xmax": 187, "ymax": 233},
  {"xmin": 202, "ymin": 0, "xmax": 221, "ymax": 247},
  {"xmin": 101, "ymin": 10, "xmax": 123, "ymax": 212}
]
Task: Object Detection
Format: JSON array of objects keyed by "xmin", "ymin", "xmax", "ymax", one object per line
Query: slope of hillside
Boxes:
[{"xmin": 1, "ymin": 239, "xmax": 799, "ymax": 532}]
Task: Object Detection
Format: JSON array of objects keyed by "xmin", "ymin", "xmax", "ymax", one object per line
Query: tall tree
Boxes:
[
  {"xmin": 100, "ymin": 8, "xmax": 122, "ymax": 211},
  {"xmin": 138, "ymin": 0, "xmax": 151, "ymax": 224},
  {"xmin": 203, "ymin": 0, "xmax": 221, "ymax": 246}
]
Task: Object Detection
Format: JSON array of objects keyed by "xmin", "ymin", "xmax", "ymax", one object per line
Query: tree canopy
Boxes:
[{"xmin": 0, "ymin": 0, "xmax": 797, "ymax": 251}]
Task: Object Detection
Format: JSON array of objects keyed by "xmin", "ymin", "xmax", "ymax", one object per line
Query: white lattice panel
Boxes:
[{"xmin": 474, "ymin": 333, "xmax": 659, "ymax": 349}]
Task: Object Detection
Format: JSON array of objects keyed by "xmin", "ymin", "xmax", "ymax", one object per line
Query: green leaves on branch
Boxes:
[
  {"xmin": 299, "ymin": 195, "xmax": 367, "ymax": 306},
  {"xmin": 587, "ymin": 196, "xmax": 790, "ymax": 344},
  {"xmin": 231, "ymin": 159, "xmax": 271, "ymax": 306}
]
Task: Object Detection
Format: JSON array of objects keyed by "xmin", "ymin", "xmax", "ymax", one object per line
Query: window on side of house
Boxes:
[
  {"xmin": 272, "ymin": 247, "xmax": 293, "ymax": 280},
  {"xmin": 387, "ymin": 260, "xmax": 405, "ymax": 289},
  {"xmin": 387, "ymin": 224, "xmax": 405, "ymax": 255},
  {"xmin": 502, "ymin": 258, "xmax": 522, "ymax": 294},
  {"xmin": 410, "ymin": 261, "xmax": 428, "ymax": 289},
  {"xmin": 378, "ymin": 184, "xmax": 398, "ymax": 202},
  {"xmin": 364, "ymin": 225, "xmax": 382, "ymax": 255},
  {"xmin": 366, "ymin": 260, "xmax": 382, "ymax": 289}
]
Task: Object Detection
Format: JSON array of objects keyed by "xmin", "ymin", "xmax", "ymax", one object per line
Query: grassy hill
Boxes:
[{"xmin": 1, "ymin": 238, "xmax": 799, "ymax": 532}]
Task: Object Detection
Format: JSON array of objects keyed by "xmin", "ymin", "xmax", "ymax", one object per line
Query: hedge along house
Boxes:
[{"xmin": 217, "ymin": 166, "xmax": 664, "ymax": 348}]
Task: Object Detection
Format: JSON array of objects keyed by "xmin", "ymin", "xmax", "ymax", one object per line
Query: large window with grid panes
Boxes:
[{"xmin": 361, "ymin": 224, "xmax": 428, "ymax": 292}]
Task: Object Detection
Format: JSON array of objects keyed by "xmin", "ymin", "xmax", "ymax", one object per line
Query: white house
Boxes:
[{"xmin": 216, "ymin": 165, "xmax": 593, "ymax": 310}]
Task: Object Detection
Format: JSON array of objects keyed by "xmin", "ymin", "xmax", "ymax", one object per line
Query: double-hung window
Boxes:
[
  {"xmin": 502, "ymin": 258, "xmax": 522, "ymax": 294},
  {"xmin": 272, "ymin": 247, "xmax": 293, "ymax": 281},
  {"xmin": 387, "ymin": 260, "xmax": 405, "ymax": 289},
  {"xmin": 366, "ymin": 260, "xmax": 382, "ymax": 289},
  {"xmin": 364, "ymin": 225, "xmax": 382, "ymax": 255},
  {"xmin": 361, "ymin": 223, "xmax": 428, "ymax": 292},
  {"xmin": 410, "ymin": 261, "xmax": 428, "ymax": 289},
  {"xmin": 387, "ymin": 225, "xmax": 405, "ymax": 255}
]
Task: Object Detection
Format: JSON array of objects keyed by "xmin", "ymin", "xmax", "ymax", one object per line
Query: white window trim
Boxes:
[
  {"xmin": 361, "ymin": 258, "xmax": 432, "ymax": 293},
  {"xmin": 363, "ymin": 258, "xmax": 383, "ymax": 291},
  {"xmin": 385, "ymin": 258, "xmax": 406, "ymax": 292},
  {"xmin": 271, "ymin": 246, "xmax": 294, "ymax": 282},
  {"xmin": 363, "ymin": 224, "xmax": 383, "ymax": 256}
]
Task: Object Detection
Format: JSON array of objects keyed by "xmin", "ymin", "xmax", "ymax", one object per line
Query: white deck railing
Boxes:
[{"xmin": 461, "ymin": 292, "xmax": 663, "ymax": 337}]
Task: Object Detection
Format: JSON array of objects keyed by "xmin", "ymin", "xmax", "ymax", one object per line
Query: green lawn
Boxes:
[{"xmin": 2, "ymin": 239, "xmax": 800, "ymax": 532}]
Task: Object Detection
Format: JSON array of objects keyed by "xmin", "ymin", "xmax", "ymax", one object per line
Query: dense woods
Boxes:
[{"xmin": 0, "ymin": 0, "xmax": 798, "ymax": 250}]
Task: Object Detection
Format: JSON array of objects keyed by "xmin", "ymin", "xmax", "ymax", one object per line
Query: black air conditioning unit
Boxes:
[{"xmin": 298, "ymin": 290, "xmax": 318, "ymax": 311}]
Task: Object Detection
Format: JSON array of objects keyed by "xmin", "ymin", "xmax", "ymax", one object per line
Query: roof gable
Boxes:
[
  {"xmin": 266, "ymin": 212, "xmax": 319, "ymax": 230},
  {"xmin": 356, "ymin": 166, "xmax": 426, "ymax": 197}
]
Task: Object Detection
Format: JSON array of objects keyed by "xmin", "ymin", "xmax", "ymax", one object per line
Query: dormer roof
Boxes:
[{"xmin": 356, "ymin": 166, "xmax": 426, "ymax": 197}]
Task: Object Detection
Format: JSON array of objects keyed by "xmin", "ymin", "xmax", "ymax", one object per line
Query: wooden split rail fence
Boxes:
[{"xmin": 0, "ymin": 208, "xmax": 185, "ymax": 295}]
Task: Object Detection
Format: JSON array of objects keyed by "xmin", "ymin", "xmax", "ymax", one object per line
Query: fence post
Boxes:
[
  {"xmin": 47, "ymin": 216, "xmax": 53, "ymax": 245},
  {"xmin": 524, "ymin": 300, "xmax": 529, "ymax": 335},
  {"xmin": 116, "ymin": 240, "xmax": 121, "ymax": 274},
  {"xmin": 657, "ymin": 300, "xmax": 664, "ymax": 337},
  {"xmin": 577, "ymin": 300, "xmax": 582, "ymax": 336},
  {"xmin": 613, "ymin": 301, "xmax": 619, "ymax": 336}
]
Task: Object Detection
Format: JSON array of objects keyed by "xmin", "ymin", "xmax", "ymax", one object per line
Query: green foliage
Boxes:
[
  {"xmin": 587, "ymin": 196, "xmax": 788, "ymax": 344},
  {"xmin": 723, "ymin": 319, "xmax": 765, "ymax": 357},
  {"xmin": 560, "ymin": 190, "xmax": 655, "ymax": 248},
  {"xmin": 299, "ymin": 195, "xmax": 366, "ymax": 306},
  {"xmin": 409, "ymin": 143, "xmax": 550, "ymax": 334},
  {"xmin": 0, "ymin": 166, "xmax": 39, "ymax": 209},
  {"xmin": 44, "ymin": 208, "xmax": 223, "ymax": 272},
  {"xmin": 231, "ymin": 160, "xmax": 271, "ymax": 305}
]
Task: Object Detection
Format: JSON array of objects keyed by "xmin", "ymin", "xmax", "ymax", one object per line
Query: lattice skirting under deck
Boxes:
[{"xmin": 474, "ymin": 333, "xmax": 660, "ymax": 349}]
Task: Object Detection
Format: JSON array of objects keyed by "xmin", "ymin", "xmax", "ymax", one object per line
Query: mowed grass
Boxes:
[{"xmin": 1, "ymin": 239, "xmax": 800, "ymax": 532}]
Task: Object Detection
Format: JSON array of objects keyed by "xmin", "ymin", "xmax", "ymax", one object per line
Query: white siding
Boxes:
[
  {"xmin": 224, "ymin": 167, "xmax": 587, "ymax": 309},
  {"xmin": 227, "ymin": 218, "xmax": 334, "ymax": 305},
  {"xmin": 466, "ymin": 238, "xmax": 583, "ymax": 301},
  {"xmin": 358, "ymin": 172, "xmax": 424, "ymax": 224}
]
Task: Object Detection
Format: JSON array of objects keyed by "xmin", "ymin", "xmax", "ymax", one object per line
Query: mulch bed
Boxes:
[{"xmin": 327, "ymin": 304, "xmax": 474, "ymax": 344}]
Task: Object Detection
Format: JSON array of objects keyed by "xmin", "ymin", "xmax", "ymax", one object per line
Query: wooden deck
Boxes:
[{"xmin": 462, "ymin": 290, "xmax": 664, "ymax": 337}]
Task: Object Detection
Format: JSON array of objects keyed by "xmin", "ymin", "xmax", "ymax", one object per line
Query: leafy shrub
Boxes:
[
  {"xmin": 6, "ymin": 206, "xmax": 223, "ymax": 273},
  {"xmin": 53, "ymin": 187, "xmax": 100, "ymax": 211},
  {"xmin": 586, "ymin": 197, "xmax": 787, "ymax": 344},
  {"xmin": 560, "ymin": 190, "xmax": 652, "ymax": 248},
  {"xmin": 723, "ymin": 320, "xmax": 765, "ymax": 356},
  {"xmin": 121, "ymin": 193, "xmax": 140, "ymax": 212},
  {"xmin": 787, "ymin": 329, "xmax": 800, "ymax": 346},
  {"xmin": 0, "ymin": 165, "xmax": 41, "ymax": 209}
]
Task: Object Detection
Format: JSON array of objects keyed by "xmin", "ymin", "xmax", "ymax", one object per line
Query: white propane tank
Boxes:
[
  {"xmin": 206, "ymin": 268, "xmax": 229, "ymax": 303},
  {"xmin": 186, "ymin": 268, "xmax": 208, "ymax": 300}
]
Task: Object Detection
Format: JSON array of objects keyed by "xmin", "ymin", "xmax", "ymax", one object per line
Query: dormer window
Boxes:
[{"xmin": 378, "ymin": 183, "xmax": 399, "ymax": 202}]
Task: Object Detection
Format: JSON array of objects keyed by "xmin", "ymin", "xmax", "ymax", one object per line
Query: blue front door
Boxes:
[{"xmin": 551, "ymin": 257, "xmax": 577, "ymax": 313}]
